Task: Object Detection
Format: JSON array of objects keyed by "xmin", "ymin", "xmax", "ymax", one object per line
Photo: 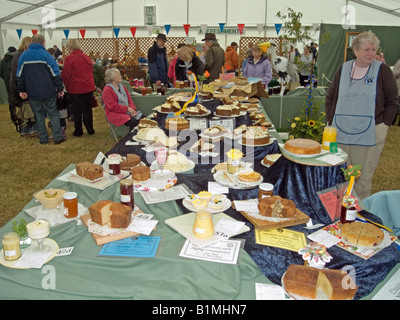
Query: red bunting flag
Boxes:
[
  {"xmin": 237, "ymin": 24, "xmax": 245, "ymax": 35},
  {"xmin": 130, "ymin": 27, "xmax": 137, "ymax": 37},
  {"xmin": 79, "ymin": 29, "xmax": 86, "ymax": 39},
  {"xmin": 183, "ymin": 24, "xmax": 190, "ymax": 36},
  {"xmin": 32, "ymin": 30, "xmax": 38, "ymax": 35}
]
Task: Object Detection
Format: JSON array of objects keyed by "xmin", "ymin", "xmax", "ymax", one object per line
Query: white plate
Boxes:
[
  {"xmin": 280, "ymin": 144, "xmax": 329, "ymax": 158},
  {"xmin": 213, "ymin": 169, "xmax": 263, "ymax": 189},
  {"xmin": 184, "ymin": 110, "xmax": 211, "ymax": 117},
  {"xmin": 238, "ymin": 137, "xmax": 276, "ymax": 147},
  {"xmin": 182, "ymin": 198, "xmax": 232, "ymax": 213},
  {"xmin": 0, "ymin": 238, "xmax": 59, "ymax": 269},
  {"xmin": 132, "ymin": 171, "xmax": 178, "ymax": 192}
]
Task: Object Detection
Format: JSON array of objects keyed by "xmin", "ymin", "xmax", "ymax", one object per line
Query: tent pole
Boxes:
[
  {"xmin": 264, "ymin": 0, "xmax": 267, "ymax": 37},
  {"xmin": 0, "ymin": 24, "xmax": 4, "ymax": 57}
]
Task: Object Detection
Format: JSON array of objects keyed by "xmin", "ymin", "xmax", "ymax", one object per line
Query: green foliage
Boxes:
[{"xmin": 12, "ymin": 218, "xmax": 28, "ymax": 238}]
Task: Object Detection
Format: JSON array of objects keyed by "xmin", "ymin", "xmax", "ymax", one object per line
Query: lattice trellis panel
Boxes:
[
  {"xmin": 239, "ymin": 36, "xmax": 287, "ymax": 67},
  {"xmin": 62, "ymin": 37, "xmax": 187, "ymax": 64}
]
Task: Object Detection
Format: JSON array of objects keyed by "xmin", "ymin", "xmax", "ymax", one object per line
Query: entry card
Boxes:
[
  {"xmin": 255, "ymin": 228, "xmax": 307, "ymax": 252},
  {"xmin": 98, "ymin": 236, "xmax": 161, "ymax": 258}
]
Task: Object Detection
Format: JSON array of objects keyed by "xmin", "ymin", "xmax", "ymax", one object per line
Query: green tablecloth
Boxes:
[
  {"xmin": 0, "ymin": 164, "xmax": 270, "ymax": 300},
  {"xmin": 260, "ymin": 87, "xmax": 327, "ymax": 131}
]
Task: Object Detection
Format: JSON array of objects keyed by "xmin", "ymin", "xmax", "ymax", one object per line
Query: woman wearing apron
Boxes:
[{"xmin": 326, "ymin": 31, "xmax": 399, "ymax": 200}]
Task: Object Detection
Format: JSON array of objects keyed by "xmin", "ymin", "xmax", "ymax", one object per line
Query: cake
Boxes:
[
  {"xmin": 89, "ymin": 200, "xmax": 132, "ymax": 229},
  {"xmin": 202, "ymin": 125, "xmax": 228, "ymax": 137},
  {"xmin": 131, "ymin": 165, "xmax": 150, "ymax": 181},
  {"xmin": 283, "ymin": 265, "xmax": 358, "ymax": 300},
  {"xmin": 199, "ymin": 91, "xmax": 213, "ymax": 100},
  {"xmin": 284, "ymin": 138, "xmax": 321, "ymax": 155},
  {"xmin": 237, "ymin": 170, "xmax": 261, "ymax": 182},
  {"xmin": 216, "ymin": 105, "xmax": 240, "ymax": 116},
  {"xmin": 233, "ymin": 124, "xmax": 247, "ymax": 136},
  {"xmin": 340, "ymin": 222, "xmax": 384, "ymax": 247},
  {"xmin": 164, "ymin": 117, "xmax": 189, "ymax": 130},
  {"xmin": 120, "ymin": 154, "xmax": 141, "ymax": 170},
  {"xmin": 189, "ymin": 139, "xmax": 215, "ymax": 153},
  {"xmin": 258, "ymin": 196, "xmax": 297, "ymax": 218},
  {"xmin": 263, "ymin": 153, "xmax": 282, "ymax": 166},
  {"xmin": 136, "ymin": 127, "xmax": 166, "ymax": 142},
  {"xmin": 242, "ymin": 126, "xmax": 270, "ymax": 145},
  {"xmin": 160, "ymin": 101, "xmax": 181, "ymax": 113},
  {"xmin": 76, "ymin": 162, "xmax": 103, "ymax": 181},
  {"xmin": 185, "ymin": 104, "xmax": 208, "ymax": 115},
  {"xmin": 137, "ymin": 118, "xmax": 159, "ymax": 130},
  {"xmin": 164, "ymin": 151, "xmax": 190, "ymax": 172},
  {"xmin": 155, "ymin": 136, "xmax": 178, "ymax": 148}
]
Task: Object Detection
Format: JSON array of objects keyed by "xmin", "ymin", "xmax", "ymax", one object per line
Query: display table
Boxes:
[
  {"xmin": 260, "ymin": 87, "xmax": 327, "ymax": 130},
  {"xmin": 0, "ymin": 97, "xmax": 398, "ymax": 300}
]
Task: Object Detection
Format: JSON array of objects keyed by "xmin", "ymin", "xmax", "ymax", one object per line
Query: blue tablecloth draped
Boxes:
[{"xmin": 105, "ymin": 99, "xmax": 400, "ymax": 300}]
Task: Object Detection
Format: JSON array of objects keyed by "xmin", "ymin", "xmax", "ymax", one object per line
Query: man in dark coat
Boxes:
[
  {"xmin": 148, "ymin": 33, "xmax": 169, "ymax": 87},
  {"xmin": 202, "ymin": 33, "xmax": 225, "ymax": 82}
]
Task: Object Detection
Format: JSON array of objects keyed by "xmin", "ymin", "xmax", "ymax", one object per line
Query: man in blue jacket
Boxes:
[
  {"xmin": 17, "ymin": 33, "xmax": 64, "ymax": 145},
  {"xmin": 147, "ymin": 33, "xmax": 169, "ymax": 88}
]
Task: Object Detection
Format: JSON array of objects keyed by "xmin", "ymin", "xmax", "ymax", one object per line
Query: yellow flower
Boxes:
[
  {"xmin": 295, "ymin": 117, "xmax": 300, "ymax": 121},
  {"xmin": 291, "ymin": 123, "xmax": 296, "ymax": 128},
  {"xmin": 308, "ymin": 120, "xmax": 316, "ymax": 127},
  {"xmin": 289, "ymin": 135, "xmax": 294, "ymax": 140}
]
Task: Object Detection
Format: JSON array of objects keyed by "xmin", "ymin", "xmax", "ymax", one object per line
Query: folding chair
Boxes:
[{"xmin": 98, "ymin": 96, "xmax": 130, "ymax": 144}]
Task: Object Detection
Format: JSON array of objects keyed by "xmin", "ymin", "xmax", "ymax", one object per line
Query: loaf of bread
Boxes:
[
  {"xmin": 76, "ymin": 162, "xmax": 103, "ymax": 181},
  {"xmin": 89, "ymin": 200, "xmax": 132, "ymax": 228},
  {"xmin": 283, "ymin": 265, "xmax": 358, "ymax": 300},
  {"xmin": 258, "ymin": 196, "xmax": 296, "ymax": 218}
]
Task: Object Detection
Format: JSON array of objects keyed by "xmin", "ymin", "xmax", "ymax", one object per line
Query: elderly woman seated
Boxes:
[{"xmin": 102, "ymin": 68, "xmax": 143, "ymax": 130}]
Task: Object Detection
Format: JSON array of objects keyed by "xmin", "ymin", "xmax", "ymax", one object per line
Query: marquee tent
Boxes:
[{"xmin": 0, "ymin": 0, "xmax": 399, "ymax": 82}]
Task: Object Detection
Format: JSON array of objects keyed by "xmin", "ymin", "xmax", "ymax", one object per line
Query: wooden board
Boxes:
[
  {"xmin": 81, "ymin": 211, "xmax": 142, "ymax": 246},
  {"xmin": 233, "ymin": 198, "xmax": 310, "ymax": 231}
]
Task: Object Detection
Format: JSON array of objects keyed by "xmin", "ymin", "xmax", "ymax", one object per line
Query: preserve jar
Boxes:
[
  {"xmin": 2, "ymin": 232, "xmax": 21, "ymax": 261},
  {"xmin": 226, "ymin": 149, "xmax": 243, "ymax": 174},
  {"xmin": 108, "ymin": 154, "xmax": 121, "ymax": 175},
  {"xmin": 340, "ymin": 196, "xmax": 357, "ymax": 224},
  {"xmin": 258, "ymin": 183, "xmax": 274, "ymax": 201},
  {"xmin": 192, "ymin": 211, "xmax": 214, "ymax": 239},
  {"xmin": 120, "ymin": 179, "xmax": 134, "ymax": 209},
  {"xmin": 322, "ymin": 126, "xmax": 337, "ymax": 151}
]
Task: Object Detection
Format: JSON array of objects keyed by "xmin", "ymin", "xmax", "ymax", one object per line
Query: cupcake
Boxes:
[
  {"xmin": 192, "ymin": 199, "xmax": 208, "ymax": 211},
  {"xmin": 209, "ymin": 194, "xmax": 227, "ymax": 210},
  {"xmin": 198, "ymin": 191, "xmax": 212, "ymax": 203}
]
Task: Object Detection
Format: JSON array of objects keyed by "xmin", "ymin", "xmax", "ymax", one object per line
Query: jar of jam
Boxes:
[
  {"xmin": 258, "ymin": 183, "xmax": 274, "ymax": 201},
  {"xmin": 120, "ymin": 179, "xmax": 134, "ymax": 209},
  {"xmin": 226, "ymin": 149, "xmax": 243, "ymax": 174},
  {"xmin": 340, "ymin": 196, "xmax": 357, "ymax": 224},
  {"xmin": 108, "ymin": 154, "xmax": 121, "ymax": 175}
]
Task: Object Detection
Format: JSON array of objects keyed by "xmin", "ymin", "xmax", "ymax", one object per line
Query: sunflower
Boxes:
[
  {"xmin": 308, "ymin": 120, "xmax": 316, "ymax": 127},
  {"xmin": 291, "ymin": 123, "xmax": 296, "ymax": 128}
]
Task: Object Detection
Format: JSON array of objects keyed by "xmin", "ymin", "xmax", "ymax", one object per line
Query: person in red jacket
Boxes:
[
  {"xmin": 102, "ymin": 68, "xmax": 142, "ymax": 130},
  {"xmin": 61, "ymin": 39, "xmax": 96, "ymax": 137}
]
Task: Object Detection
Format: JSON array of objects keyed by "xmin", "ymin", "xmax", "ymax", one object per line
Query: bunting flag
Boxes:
[
  {"xmin": 130, "ymin": 27, "xmax": 137, "ymax": 37},
  {"xmin": 200, "ymin": 24, "xmax": 207, "ymax": 35},
  {"xmin": 164, "ymin": 24, "xmax": 171, "ymax": 35},
  {"xmin": 256, "ymin": 24, "xmax": 264, "ymax": 34},
  {"xmin": 113, "ymin": 28, "xmax": 120, "ymax": 38},
  {"xmin": 146, "ymin": 25, "xmax": 154, "ymax": 36},
  {"xmin": 16, "ymin": 29, "xmax": 22, "ymax": 39},
  {"xmin": 275, "ymin": 23, "xmax": 282, "ymax": 35},
  {"xmin": 183, "ymin": 24, "xmax": 190, "ymax": 36},
  {"xmin": 79, "ymin": 29, "xmax": 86, "ymax": 39},
  {"xmin": 32, "ymin": 30, "xmax": 38, "ymax": 35},
  {"xmin": 63, "ymin": 29, "xmax": 70, "ymax": 39},
  {"xmin": 237, "ymin": 24, "xmax": 245, "ymax": 35},
  {"xmin": 97, "ymin": 30, "xmax": 102, "ymax": 38},
  {"xmin": 47, "ymin": 29, "xmax": 53, "ymax": 40},
  {"xmin": 219, "ymin": 23, "xmax": 225, "ymax": 33}
]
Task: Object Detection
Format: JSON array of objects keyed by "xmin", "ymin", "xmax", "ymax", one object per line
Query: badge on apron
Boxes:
[{"xmin": 365, "ymin": 76, "xmax": 375, "ymax": 85}]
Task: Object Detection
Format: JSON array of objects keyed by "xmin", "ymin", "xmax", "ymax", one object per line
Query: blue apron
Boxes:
[{"xmin": 333, "ymin": 59, "xmax": 382, "ymax": 146}]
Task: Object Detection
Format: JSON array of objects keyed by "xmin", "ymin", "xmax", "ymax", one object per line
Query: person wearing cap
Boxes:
[
  {"xmin": 202, "ymin": 33, "xmax": 225, "ymax": 82},
  {"xmin": 0, "ymin": 46, "xmax": 17, "ymax": 94},
  {"xmin": 148, "ymin": 33, "xmax": 170, "ymax": 87}
]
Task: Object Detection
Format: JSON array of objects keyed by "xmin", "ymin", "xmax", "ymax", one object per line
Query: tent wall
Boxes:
[{"xmin": 318, "ymin": 23, "xmax": 400, "ymax": 85}]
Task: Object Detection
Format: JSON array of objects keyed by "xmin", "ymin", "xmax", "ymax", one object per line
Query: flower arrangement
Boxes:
[
  {"xmin": 288, "ymin": 75, "xmax": 325, "ymax": 143},
  {"xmin": 341, "ymin": 164, "xmax": 362, "ymax": 181},
  {"xmin": 197, "ymin": 70, "xmax": 210, "ymax": 81}
]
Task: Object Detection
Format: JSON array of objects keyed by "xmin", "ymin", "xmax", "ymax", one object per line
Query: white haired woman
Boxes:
[
  {"xmin": 325, "ymin": 31, "xmax": 399, "ymax": 199},
  {"xmin": 102, "ymin": 68, "xmax": 142, "ymax": 130}
]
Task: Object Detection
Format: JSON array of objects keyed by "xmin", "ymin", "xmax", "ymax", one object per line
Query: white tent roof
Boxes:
[{"xmin": 0, "ymin": 0, "xmax": 399, "ymax": 54}]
